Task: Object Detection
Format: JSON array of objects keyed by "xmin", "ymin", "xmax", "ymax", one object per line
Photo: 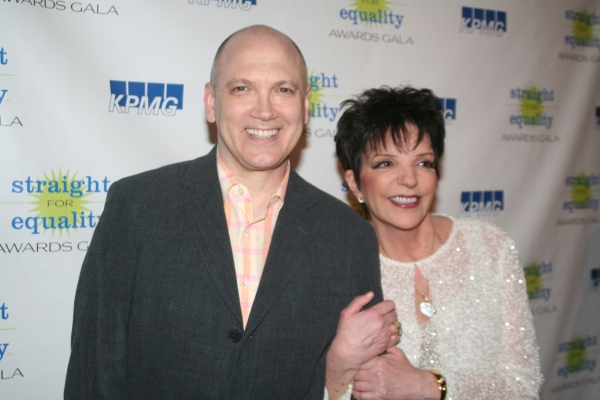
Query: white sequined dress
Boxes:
[{"xmin": 381, "ymin": 216, "xmax": 543, "ymax": 399}]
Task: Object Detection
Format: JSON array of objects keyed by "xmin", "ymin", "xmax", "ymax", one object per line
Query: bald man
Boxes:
[{"xmin": 65, "ymin": 26, "xmax": 385, "ymax": 399}]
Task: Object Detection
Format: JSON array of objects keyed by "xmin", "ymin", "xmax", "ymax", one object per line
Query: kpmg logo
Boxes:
[
  {"xmin": 459, "ymin": 191, "xmax": 504, "ymax": 216},
  {"xmin": 460, "ymin": 7, "xmax": 506, "ymax": 36},
  {"xmin": 438, "ymin": 98, "xmax": 456, "ymax": 123},
  {"xmin": 109, "ymin": 81, "xmax": 183, "ymax": 116},
  {"xmin": 563, "ymin": 173, "xmax": 600, "ymax": 213},
  {"xmin": 557, "ymin": 335, "xmax": 598, "ymax": 378},
  {"xmin": 524, "ymin": 261, "xmax": 553, "ymax": 301},
  {"xmin": 187, "ymin": 0, "xmax": 256, "ymax": 11}
]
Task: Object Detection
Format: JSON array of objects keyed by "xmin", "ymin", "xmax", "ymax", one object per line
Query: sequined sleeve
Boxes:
[{"xmin": 443, "ymin": 223, "xmax": 543, "ymax": 399}]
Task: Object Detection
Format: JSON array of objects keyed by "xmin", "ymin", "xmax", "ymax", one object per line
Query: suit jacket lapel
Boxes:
[
  {"xmin": 245, "ymin": 170, "xmax": 321, "ymax": 334},
  {"xmin": 177, "ymin": 146, "xmax": 243, "ymax": 326}
]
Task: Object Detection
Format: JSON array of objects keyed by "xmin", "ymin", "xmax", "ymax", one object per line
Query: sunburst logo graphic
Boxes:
[
  {"xmin": 566, "ymin": 337, "xmax": 587, "ymax": 371},
  {"xmin": 564, "ymin": 8, "xmax": 600, "ymax": 50},
  {"xmin": 524, "ymin": 260, "xmax": 552, "ymax": 301},
  {"xmin": 563, "ymin": 172, "xmax": 600, "ymax": 213},
  {"xmin": 524, "ymin": 261, "xmax": 542, "ymax": 299},
  {"xmin": 509, "ymin": 85, "xmax": 554, "ymax": 129},
  {"xmin": 307, "ymin": 68, "xmax": 342, "ymax": 123},
  {"xmin": 2, "ymin": 169, "xmax": 108, "ymax": 235},
  {"xmin": 519, "ymin": 85, "xmax": 544, "ymax": 124},
  {"xmin": 557, "ymin": 335, "xmax": 598, "ymax": 378},
  {"xmin": 340, "ymin": 0, "xmax": 405, "ymax": 29},
  {"xmin": 352, "ymin": 0, "xmax": 391, "ymax": 29},
  {"xmin": 26, "ymin": 170, "xmax": 92, "ymax": 236},
  {"xmin": 573, "ymin": 9, "xmax": 594, "ymax": 43},
  {"xmin": 571, "ymin": 172, "xmax": 592, "ymax": 204},
  {"xmin": 308, "ymin": 69, "xmax": 326, "ymax": 107}
]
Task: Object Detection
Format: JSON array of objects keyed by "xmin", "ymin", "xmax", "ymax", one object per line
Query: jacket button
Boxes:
[{"xmin": 228, "ymin": 330, "xmax": 241, "ymax": 342}]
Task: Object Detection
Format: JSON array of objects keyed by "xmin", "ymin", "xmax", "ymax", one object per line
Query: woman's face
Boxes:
[{"xmin": 346, "ymin": 125, "xmax": 438, "ymax": 234}]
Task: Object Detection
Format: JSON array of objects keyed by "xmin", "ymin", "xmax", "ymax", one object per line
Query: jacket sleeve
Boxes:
[
  {"xmin": 64, "ymin": 179, "xmax": 137, "ymax": 399},
  {"xmin": 318, "ymin": 219, "xmax": 382, "ymax": 400},
  {"xmin": 352, "ymin": 222, "xmax": 384, "ymax": 305}
]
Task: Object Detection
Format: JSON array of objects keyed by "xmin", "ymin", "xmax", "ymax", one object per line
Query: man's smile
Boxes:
[{"xmin": 246, "ymin": 128, "xmax": 279, "ymax": 138}]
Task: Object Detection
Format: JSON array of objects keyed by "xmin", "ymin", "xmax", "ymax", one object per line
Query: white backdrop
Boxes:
[{"xmin": 1, "ymin": 0, "xmax": 599, "ymax": 398}]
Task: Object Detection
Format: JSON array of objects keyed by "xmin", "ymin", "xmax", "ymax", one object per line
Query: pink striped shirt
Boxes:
[{"xmin": 217, "ymin": 155, "xmax": 289, "ymax": 328}]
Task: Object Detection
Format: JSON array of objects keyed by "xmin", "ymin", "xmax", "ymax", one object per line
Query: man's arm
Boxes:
[
  {"xmin": 64, "ymin": 180, "xmax": 136, "ymax": 399},
  {"xmin": 324, "ymin": 219, "xmax": 397, "ymax": 399}
]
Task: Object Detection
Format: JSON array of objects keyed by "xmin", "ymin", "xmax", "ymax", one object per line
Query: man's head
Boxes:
[{"xmin": 204, "ymin": 25, "xmax": 310, "ymax": 176}]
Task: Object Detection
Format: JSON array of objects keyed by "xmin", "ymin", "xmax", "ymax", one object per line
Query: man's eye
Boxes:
[
  {"xmin": 234, "ymin": 86, "xmax": 247, "ymax": 91},
  {"xmin": 279, "ymin": 87, "xmax": 292, "ymax": 93}
]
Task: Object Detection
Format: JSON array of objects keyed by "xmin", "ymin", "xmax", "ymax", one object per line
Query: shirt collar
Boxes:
[{"xmin": 216, "ymin": 153, "xmax": 291, "ymax": 206}]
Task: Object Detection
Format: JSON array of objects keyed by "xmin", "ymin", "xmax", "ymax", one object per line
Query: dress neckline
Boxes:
[{"xmin": 379, "ymin": 214, "xmax": 457, "ymax": 268}]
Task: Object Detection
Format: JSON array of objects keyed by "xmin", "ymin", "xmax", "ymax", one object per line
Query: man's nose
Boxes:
[{"xmin": 251, "ymin": 91, "xmax": 277, "ymax": 121}]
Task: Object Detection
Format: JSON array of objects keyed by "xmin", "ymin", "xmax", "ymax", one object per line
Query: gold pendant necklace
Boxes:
[
  {"xmin": 414, "ymin": 284, "xmax": 436, "ymax": 317},
  {"xmin": 379, "ymin": 227, "xmax": 437, "ymax": 317}
]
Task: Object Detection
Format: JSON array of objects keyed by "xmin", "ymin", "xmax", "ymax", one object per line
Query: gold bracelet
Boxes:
[{"xmin": 428, "ymin": 369, "xmax": 447, "ymax": 400}]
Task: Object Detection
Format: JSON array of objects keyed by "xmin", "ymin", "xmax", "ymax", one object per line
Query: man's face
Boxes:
[{"xmin": 204, "ymin": 33, "xmax": 309, "ymax": 175}]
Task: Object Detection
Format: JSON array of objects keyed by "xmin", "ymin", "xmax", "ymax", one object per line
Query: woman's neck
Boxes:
[{"xmin": 373, "ymin": 214, "xmax": 439, "ymax": 263}]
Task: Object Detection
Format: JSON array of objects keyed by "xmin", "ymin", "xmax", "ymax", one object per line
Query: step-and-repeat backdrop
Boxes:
[{"xmin": 1, "ymin": 1, "xmax": 599, "ymax": 398}]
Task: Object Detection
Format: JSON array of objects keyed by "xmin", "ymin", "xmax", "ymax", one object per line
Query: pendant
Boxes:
[{"xmin": 419, "ymin": 301, "xmax": 436, "ymax": 317}]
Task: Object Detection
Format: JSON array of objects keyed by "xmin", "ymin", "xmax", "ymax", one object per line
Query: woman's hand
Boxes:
[
  {"xmin": 326, "ymin": 292, "xmax": 400, "ymax": 398},
  {"xmin": 352, "ymin": 346, "xmax": 441, "ymax": 400}
]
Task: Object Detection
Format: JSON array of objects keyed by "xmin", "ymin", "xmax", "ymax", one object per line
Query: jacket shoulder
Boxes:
[{"xmin": 291, "ymin": 172, "xmax": 373, "ymax": 233}]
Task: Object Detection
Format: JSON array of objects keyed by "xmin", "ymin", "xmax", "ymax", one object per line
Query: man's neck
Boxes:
[{"xmin": 219, "ymin": 154, "xmax": 289, "ymax": 212}]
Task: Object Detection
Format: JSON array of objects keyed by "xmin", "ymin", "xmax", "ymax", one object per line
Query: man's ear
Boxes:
[
  {"xmin": 303, "ymin": 86, "xmax": 310, "ymax": 124},
  {"xmin": 204, "ymin": 83, "xmax": 216, "ymax": 123},
  {"xmin": 344, "ymin": 170, "xmax": 363, "ymax": 201}
]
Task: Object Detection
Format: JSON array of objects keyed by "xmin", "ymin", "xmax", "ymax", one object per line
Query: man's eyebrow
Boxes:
[
  {"xmin": 225, "ymin": 78, "xmax": 252, "ymax": 87},
  {"xmin": 224, "ymin": 78, "xmax": 300, "ymax": 90},
  {"xmin": 274, "ymin": 80, "xmax": 300, "ymax": 89}
]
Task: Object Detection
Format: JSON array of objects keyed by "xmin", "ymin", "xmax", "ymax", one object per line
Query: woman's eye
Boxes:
[
  {"xmin": 375, "ymin": 161, "xmax": 390, "ymax": 168},
  {"xmin": 419, "ymin": 161, "xmax": 434, "ymax": 168}
]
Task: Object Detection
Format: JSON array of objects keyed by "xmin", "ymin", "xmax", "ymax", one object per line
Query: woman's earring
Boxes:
[{"xmin": 358, "ymin": 197, "xmax": 364, "ymax": 204}]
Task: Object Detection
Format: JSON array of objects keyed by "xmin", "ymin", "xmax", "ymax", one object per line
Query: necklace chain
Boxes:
[{"xmin": 378, "ymin": 226, "xmax": 437, "ymax": 309}]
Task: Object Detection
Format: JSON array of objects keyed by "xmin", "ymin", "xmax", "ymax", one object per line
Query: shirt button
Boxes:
[
  {"xmin": 228, "ymin": 330, "xmax": 241, "ymax": 342},
  {"xmin": 238, "ymin": 188, "xmax": 244, "ymax": 195},
  {"xmin": 243, "ymin": 279, "xmax": 248, "ymax": 288},
  {"xmin": 245, "ymin": 227, "xmax": 250, "ymax": 235}
]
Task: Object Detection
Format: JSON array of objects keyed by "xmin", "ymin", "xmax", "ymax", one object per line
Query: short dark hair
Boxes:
[{"xmin": 335, "ymin": 85, "xmax": 445, "ymax": 186}]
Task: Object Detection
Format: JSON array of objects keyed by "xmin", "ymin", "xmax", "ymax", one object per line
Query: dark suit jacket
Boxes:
[{"xmin": 64, "ymin": 146, "xmax": 382, "ymax": 399}]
